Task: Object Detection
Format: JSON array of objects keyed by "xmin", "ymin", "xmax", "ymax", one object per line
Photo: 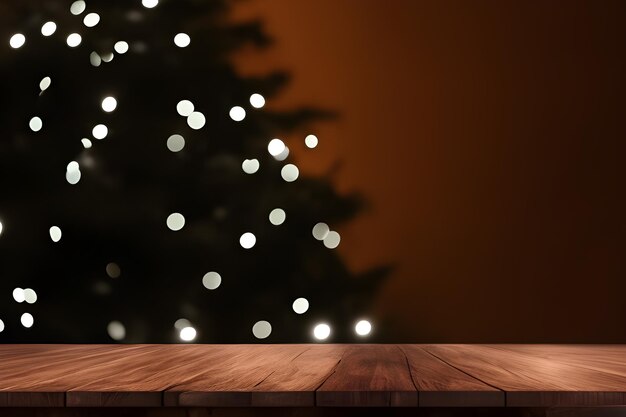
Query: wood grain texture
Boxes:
[
  {"xmin": 422, "ymin": 344, "xmax": 626, "ymax": 407},
  {"xmin": 316, "ymin": 345, "xmax": 418, "ymax": 407},
  {"xmin": 0, "ymin": 344, "xmax": 624, "ymax": 409},
  {"xmin": 399, "ymin": 345, "xmax": 504, "ymax": 407}
]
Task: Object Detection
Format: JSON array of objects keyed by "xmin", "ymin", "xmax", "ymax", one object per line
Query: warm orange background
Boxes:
[{"xmin": 232, "ymin": 0, "xmax": 626, "ymax": 342}]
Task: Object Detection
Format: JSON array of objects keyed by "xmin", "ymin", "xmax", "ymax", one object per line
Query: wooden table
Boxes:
[{"xmin": 0, "ymin": 344, "xmax": 624, "ymax": 416}]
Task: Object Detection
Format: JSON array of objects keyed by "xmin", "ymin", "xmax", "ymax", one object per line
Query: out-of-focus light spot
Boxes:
[
  {"xmin": 312, "ymin": 223, "xmax": 329, "ymax": 241},
  {"xmin": 142, "ymin": 0, "xmax": 158, "ymax": 8},
  {"xmin": 66, "ymin": 33, "xmax": 82, "ymax": 47},
  {"xmin": 92, "ymin": 124, "xmax": 108, "ymax": 139},
  {"xmin": 0, "ymin": 319, "xmax": 4, "ymax": 333},
  {"xmin": 114, "ymin": 41, "xmax": 129, "ymax": 54},
  {"xmin": 9, "ymin": 34, "xmax": 25, "ymax": 49},
  {"xmin": 13, "ymin": 288, "xmax": 25, "ymax": 303},
  {"xmin": 187, "ymin": 111, "xmax": 205, "ymax": 129},
  {"xmin": 0, "ymin": 220, "xmax": 3, "ymax": 236},
  {"xmin": 269, "ymin": 208, "xmax": 286, "ymax": 226},
  {"xmin": 29, "ymin": 117, "xmax": 43, "ymax": 132},
  {"xmin": 229, "ymin": 106, "xmax": 245, "ymax": 121},
  {"xmin": 107, "ymin": 321, "xmax": 125, "ymax": 340},
  {"xmin": 202, "ymin": 271, "xmax": 221, "ymax": 290},
  {"xmin": 24, "ymin": 288, "xmax": 37, "ymax": 304},
  {"xmin": 67, "ymin": 161, "xmax": 79, "ymax": 172},
  {"xmin": 324, "ymin": 231, "xmax": 341, "ymax": 249},
  {"xmin": 167, "ymin": 134, "xmax": 185, "ymax": 152},
  {"xmin": 106, "ymin": 262, "xmax": 121, "ymax": 278},
  {"xmin": 250, "ymin": 93, "xmax": 265, "ymax": 108},
  {"xmin": 174, "ymin": 318, "xmax": 191, "ymax": 330},
  {"xmin": 81, "ymin": 138, "xmax": 92, "ymax": 148},
  {"xmin": 174, "ymin": 33, "xmax": 190, "ymax": 48},
  {"xmin": 66, "ymin": 169, "xmax": 81, "ymax": 185},
  {"xmin": 176, "ymin": 100, "xmax": 194, "ymax": 117},
  {"xmin": 101, "ymin": 96, "xmax": 117, "ymax": 112},
  {"xmin": 40, "ymin": 77, "xmax": 51, "ymax": 91},
  {"xmin": 267, "ymin": 138, "xmax": 285, "ymax": 156},
  {"xmin": 313, "ymin": 323, "xmax": 331, "ymax": 341},
  {"xmin": 292, "ymin": 298, "xmax": 309, "ymax": 314},
  {"xmin": 70, "ymin": 0, "xmax": 86, "ymax": 15},
  {"xmin": 41, "ymin": 22, "xmax": 57, "ymax": 37},
  {"xmin": 241, "ymin": 159, "xmax": 259, "ymax": 174},
  {"xmin": 90, "ymin": 52, "xmax": 101, "ymax": 67},
  {"xmin": 21, "ymin": 313, "xmax": 34, "ymax": 328},
  {"xmin": 305, "ymin": 134, "xmax": 318, "ymax": 148},
  {"xmin": 83, "ymin": 13, "xmax": 100, "ymax": 27},
  {"xmin": 355, "ymin": 320, "xmax": 372, "ymax": 336},
  {"xmin": 252, "ymin": 320, "xmax": 271, "ymax": 339},
  {"xmin": 167, "ymin": 213, "xmax": 185, "ymax": 231},
  {"xmin": 239, "ymin": 232, "xmax": 256, "ymax": 249},
  {"xmin": 274, "ymin": 146, "xmax": 289, "ymax": 161},
  {"xmin": 179, "ymin": 326, "xmax": 196, "ymax": 341},
  {"xmin": 281, "ymin": 164, "xmax": 299, "ymax": 182},
  {"xmin": 101, "ymin": 52, "xmax": 114, "ymax": 62},
  {"xmin": 49, "ymin": 226, "xmax": 62, "ymax": 242}
]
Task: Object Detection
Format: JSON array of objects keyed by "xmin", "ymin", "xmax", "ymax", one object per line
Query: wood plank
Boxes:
[
  {"xmin": 315, "ymin": 344, "xmax": 417, "ymax": 407},
  {"xmin": 165, "ymin": 345, "xmax": 310, "ymax": 407},
  {"xmin": 399, "ymin": 345, "xmax": 503, "ymax": 407},
  {"xmin": 250, "ymin": 345, "xmax": 347, "ymax": 407},
  {"xmin": 423, "ymin": 345, "xmax": 626, "ymax": 407}
]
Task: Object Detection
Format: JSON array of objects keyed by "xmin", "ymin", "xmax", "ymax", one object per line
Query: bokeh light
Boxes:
[
  {"xmin": 229, "ymin": 106, "xmax": 245, "ymax": 121},
  {"xmin": 166, "ymin": 213, "xmax": 185, "ymax": 231},
  {"xmin": 66, "ymin": 33, "xmax": 82, "ymax": 48},
  {"xmin": 167, "ymin": 134, "xmax": 185, "ymax": 152},
  {"xmin": 24, "ymin": 289, "xmax": 37, "ymax": 304},
  {"xmin": 81, "ymin": 138, "xmax": 92, "ymax": 149},
  {"xmin": 39, "ymin": 77, "xmax": 51, "ymax": 91},
  {"xmin": 83, "ymin": 13, "xmax": 100, "ymax": 27},
  {"xmin": 13, "ymin": 288, "xmax": 25, "ymax": 303},
  {"xmin": 90, "ymin": 52, "xmax": 102, "ymax": 67},
  {"xmin": 249, "ymin": 93, "xmax": 265, "ymax": 108},
  {"xmin": 187, "ymin": 111, "xmax": 205, "ymax": 129},
  {"xmin": 281, "ymin": 164, "xmax": 299, "ymax": 182},
  {"xmin": 179, "ymin": 326, "xmax": 196, "ymax": 341},
  {"xmin": 241, "ymin": 159, "xmax": 259, "ymax": 174},
  {"xmin": 323, "ymin": 231, "xmax": 341, "ymax": 249},
  {"xmin": 313, "ymin": 323, "xmax": 331, "ymax": 340},
  {"xmin": 142, "ymin": 0, "xmax": 158, "ymax": 8},
  {"xmin": 202, "ymin": 271, "xmax": 221, "ymax": 290},
  {"xmin": 106, "ymin": 262, "xmax": 121, "ymax": 278},
  {"xmin": 70, "ymin": 0, "xmax": 86, "ymax": 15},
  {"xmin": 49, "ymin": 226, "xmax": 62, "ymax": 242},
  {"xmin": 267, "ymin": 138, "xmax": 285, "ymax": 156},
  {"xmin": 107, "ymin": 321, "xmax": 125, "ymax": 341},
  {"xmin": 176, "ymin": 100, "xmax": 194, "ymax": 117},
  {"xmin": 269, "ymin": 208, "xmax": 286, "ymax": 226},
  {"xmin": 0, "ymin": 319, "xmax": 4, "ymax": 333},
  {"xmin": 114, "ymin": 41, "xmax": 129, "ymax": 54},
  {"xmin": 29, "ymin": 117, "xmax": 43, "ymax": 132},
  {"xmin": 21, "ymin": 313, "xmax": 34, "ymax": 328},
  {"xmin": 174, "ymin": 33, "xmax": 191, "ymax": 48},
  {"xmin": 252, "ymin": 320, "xmax": 272, "ymax": 339},
  {"xmin": 292, "ymin": 298, "xmax": 309, "ymax": 314},
  {"xmin": 174, "ymin": 318, "xmax": 191, "ymax": 330},
  {"xmin": 92, "ymin": 124, "xmax": 108, "ymax": 139},
  {"xmin": 239, "ymin": 232, "xmax": 256, "ymax": 249},
  {"xmin": 312, "ymin": 222, "xmax": 330, "ymax": 240},
  {"xmin": 101, "ymin": 96, "xmax": 117, "ymax": 112},
  {"xmin": 41, "ymin": 22, "xmax": 57, "ymax": 37},
  {"xmin": 9, "ymin": 34, "xmax": 25, "ymax": 49},
  {"xmin": 355, "ymin": 319, "xmax": 372, "ymax": 336},
  {"xmin": 305, "ymin": 134, "xmax": 319, "ymax": 148},
  {"xmin": 101, "ymin": 52, "xmax": 114, "ymax": 62},
  {"xmin": 274, "ymin": 146, "xmax": 290, "ymax": 161},
  {"xmin": 66, "ymin": 169, "xmax": 81, "ymax": 185}
]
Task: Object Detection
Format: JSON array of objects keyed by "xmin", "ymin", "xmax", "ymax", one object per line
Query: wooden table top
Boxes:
[{"xmin": 0, "ymin": 344, "xmax": 624, "ymax": 408}]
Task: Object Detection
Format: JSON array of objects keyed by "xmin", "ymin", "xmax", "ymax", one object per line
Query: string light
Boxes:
[
  {"xmin": 229, "ymin": 106, "xmax": 245, "ymax": 121},
  {"xmin": 92, "ymin": 124, "xmax": 108, "ymax": 139},
  {"xmin": 0, "ymin": 319, "xmax": 4, "ymax": 333},
  {"xmin": 166, "ymin": 134, "xmax": 185, "ymax": 152},
  {"xmin": 252, "ymin": 320, "xmax": 272, "ymax": 339},
  {"xmin": 39, "ymin": 77, "xmax": 51, "ymax": 91},
  {"xmin": 166, "ymin": 213, "xmax": 185, "ymax": 231},
  {"xmin": 355, "ymin": 319, "xmax": 372, "ymax": 336},
  {"xmin": 176, "ymin": 100, "xmax": 194, "ymax": 117},
  {"xmin": 90, "ymin": 52, "xmax": 102, "ymax": 67},
  {"xmin": 142, "ymin": 0, "xmax": 158, "ymax": 9},
  {"xmin": 21, "ymin": 313, "xmax": 34, "ymax": 328},
  {"xmin": 23, "ymin": 289, "xmax": 37, "ymax": 304},
  {"xmin": 323, "ymin": 231, "xmax": 341, "ymax": 249},
  {"xmin": 187, "ymin": 111, "xmax": 205, "ymax": 129},
  {"xmin": 83, "ymin": 13, "xmax": 100, "ymax": 27},
  {"xmin": 292, "ymin": 298, "xmax": 309, "ymax": 314},
  {"xmin": 107, "ymin": 321, "xmax": 126, "ymax": 340},
  {"xmin": 305, "ymin": 134, "xmax": 318, "ymax": 148},
  {"xmin": 49, "ymin": 226, "xmax": 62, "ymax": 242},
  {"xmin": 267, "ymin": 138, "xmax": 285, "ymax": 156},
  {"xmin": 114, "ymin": 41, "xmax": 129, "ymax": 54},
  {"xmin": 106, "ymin": 262, "xmax": 121, "ymax": 278},
  {"xmin": 81, "ymin": 138, "xmax": 92, "ymax": 149},
  {"xmin": 9, "ymin": 34, "xmax": 25, "ymax": 49},
  {"xmin": 13, "ymin": 288, "xmax": 25, "ymax": 303},
  {"xmin": 174, "ymin": 33, "xmax": 190, "ymax": 48},
  {"xmin": 101, "ymin": 52, "xmax": 114, "ymax": 62},
  {"xmin": 239, "ymin": 232, "xmax": 256, "ymax": 249},
  {"xmin": 41, "ymin": 22, "xmax": 57, "ymax": 37},
  {"xmin": 281, "ymin": 164, "xmax": 299, "ymax": 182},
  {"xmin": 29, "ymin": 117, "xmax": 43, "ymax": 132},
  {"xmin": 313, "ymin": 323, "xmax": 331, "ymax": 340},
  {"xmin": 274, "ymin": 146, "xmax": 289, "ymax": 161},
  {"xmin": 70, "ymin": 1, "xmax": 86, "ymax": 15},
  {"xmin": 241, "ymin": 159, "xmax": 259, "ymax": 174},
  {"xmin": 66, "ymin": 33, "xmax": 82, "ymax": 48},
  {"xmin": 269, "ymin": 208, "xmax": 286, "ymax": 225},
  {"xmin": 174, "ymin": 319, "xmax": 191, "ymax": 329},
  {"xmin": 249, "ymin": 93, "xmax": 265, "ymax": 108},
  {"xmin": 312, "ymin": 222, "xmax": 330, "ymax": 240},
  {"xmin": 202, "ymin": 271, "xmax": 221, "ymax": 290},
  {"xmin": 101, "ymin": 96, "xmax": 117, "ymax": 112},
  {"xmin": 179, "ymin": 326, "xmax": 196, "ymax": 341}
]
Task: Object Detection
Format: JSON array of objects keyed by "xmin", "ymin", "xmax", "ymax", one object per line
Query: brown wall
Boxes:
[{"xmin": 232, "ymin": 0, "xmax": 626, "ymax": 342}]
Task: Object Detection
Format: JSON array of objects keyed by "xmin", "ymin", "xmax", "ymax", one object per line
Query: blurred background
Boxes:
[{"xmin": 1, "ymin": 0, "xmax": 625, "ymax": 343}]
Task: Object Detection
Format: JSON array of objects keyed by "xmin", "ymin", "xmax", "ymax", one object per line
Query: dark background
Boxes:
[{"xmin": 233, "ymin": 0, "xmax": 626, "ymax": 342}]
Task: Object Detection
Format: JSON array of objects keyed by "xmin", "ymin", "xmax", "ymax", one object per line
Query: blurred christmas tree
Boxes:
[{"xmin": 0, "ymin": 0, "xmax": 388, "ymax": 343}]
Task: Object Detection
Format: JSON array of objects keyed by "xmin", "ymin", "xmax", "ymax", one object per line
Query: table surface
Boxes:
[{"xmin": 0, "ymin": 344, "xmax": 624, "ymax": 408}]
